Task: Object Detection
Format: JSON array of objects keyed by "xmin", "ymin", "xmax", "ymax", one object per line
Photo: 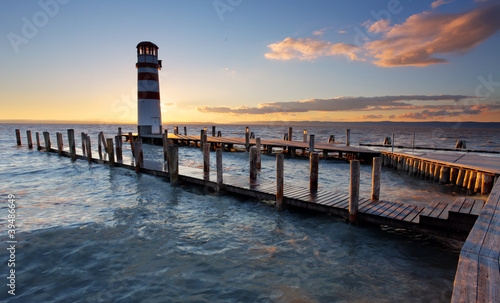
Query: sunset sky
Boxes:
[{"xmin": 1, "ymin": 0, "xmax": 500, "ymax": 123}]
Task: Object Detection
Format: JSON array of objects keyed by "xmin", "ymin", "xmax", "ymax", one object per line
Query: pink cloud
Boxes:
[
  {"xmin": 365, "ymin": 4, "xmax": 500, "ymax": 67},
  {"xmin": 431, "ymin": 0, "xmax": 454, "ymax": 9}
]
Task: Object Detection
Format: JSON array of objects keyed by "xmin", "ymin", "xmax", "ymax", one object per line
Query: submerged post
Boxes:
[
  {"xmin": 309, "ymin": 152, "xmax": 319, "ymax": 192},
  {"xmin": 134, "ymin": 140, "xmax": 143, "ymax": 173},
  {"xmin": 288, "ymin": 127, "xmax": 293, "ymax": 141},
  {"xmin": 98, "ymin": 132, "xmax": 103, "ymax": 160},
  {"xmin": 245, "ymin": 126, "xmax": 250, "ymax": 152},
  {"xmin": 168, "ymin": 145, "xmax": 179, "ymax": 185},
  {"xmin": 184, "ymin": 126, "xmax": 187, "ymax": 136},
  {"xmin": 349, "ymin": 160, "xmax": 360, "ymax": 224},
  {"xmin": 276, "ymin": 154, "xmax": 284, "ymax": 211},
  {"xmin": 67, "ymin": 129, "xmax": 76, "ymax": 160},
  {"xmin": 309, "ymin": 134, "xmax": 315, "ymax": 155},
  {"xmin": 391, "ymin": 133, "xmax": 395, "ymax": 153},
  {"xmin": 15, "ymin": 129, "xmax": 21, "ymax": 146},
  {"xmin": 346, "ymin": 129, "xmax": 351, "ymax": 146},
  {"xmin": 212, "ymin": 126, "xmax": 216, "ymax": 137},
  {"xmin": 200, "ymin": 129, "xmax": 205, "ymax": 150},
  {"xmin": 107, "ymin": 138, "xmax": 114, "ymax": 167},
  {"xmin": 203, "ymin": 143, "xmax": 210, "ymax": 176},
  {"xmin": 26, "ymin": 130, "xmax": 33, "ymax": 149},
  {"xmin": 162, "ymin": 129, "xmax": 169, "ymax": 162},
  {"xmin": 216, "ymin": 148, "xmax": 223, "ymax": 194},
  {"xmin": 303, "ymin": 129, "xmax": 307, "ymax": 143},
  {"xmin": 255, "ymin": 138, "xmax": 261, "ymax": 170},
  {"xmin": 36, "ymin": 132, "xmax": 41, "ymax": 151},
  {"xmin": 43, "ymin": 131, "xmax": 51, "ymax": 152},
  {"xmin": 56, "ymin": 132, "xmax": 63, "ymax": 156},
  {"xmin": 371, "ymin": 157, "xmax": 381, "ymax": 201},
  {"xmin": 128, "ymin": 132, "xmax": 135, "ymax": 157},
  {"xmin": 115, "ymin": 135, "xmax": 123, "ymax": 162},
  {"xmin": 81, "ymin": 132, "xmax": 86, "ymax": 157},
  {"xmin": 250, "ymin": 147, "xmax": 258, "ymax": 182},
  {"xmin": 85, "ymin": 135, "xmax": 92, "ymax": 163}
]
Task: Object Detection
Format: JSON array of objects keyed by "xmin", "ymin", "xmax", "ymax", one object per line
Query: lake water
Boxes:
[{"xmin": 2, "ymin": 122, "xmax": 498, "ymax": 302}]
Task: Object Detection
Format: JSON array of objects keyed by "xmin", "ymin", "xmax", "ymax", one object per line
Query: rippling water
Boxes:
[{"xmin": 2, "ymin": 122, "xmax": 494, "ymax": 302}]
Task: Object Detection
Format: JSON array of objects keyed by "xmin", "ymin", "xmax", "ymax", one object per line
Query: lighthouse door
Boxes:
[{"xmin": 151, "ymin": 118, "xmax": 161, "ymax": 135}]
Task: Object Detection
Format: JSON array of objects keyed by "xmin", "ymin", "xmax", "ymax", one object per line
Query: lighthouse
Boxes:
[{"xmin": 136, "ymin": 41, "xmax": 162, "ymax": 136}]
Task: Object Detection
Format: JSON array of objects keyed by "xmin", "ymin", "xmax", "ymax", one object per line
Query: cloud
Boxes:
[
  {"xmin": 397, "ymin": 104, "xmax": 500, "ymax": 119},
  {"xmin": 312, "ymin": 27, "xmax": 330, "ymax": 36},
  {"xmin": 365, "ymin": 4, "xmax": 500, "ymax": 67},
  {"xmin": 337, "ymin": 30, "xmax": 347, "ymax": 34},
  {"xmin": 264, "ymin": 37, "xmax": 361, "ymax": 61},
  {"xmin": 431, "ymin": 0, "xmax": 454, "ymax": 9},
  {"xmin": 368, "ymin": 19, "xmax": 391, "ymax": 33},
  {"xmin": 361, "ymin": 114, "xmax": 383, "ymax": 119},
  {"xmin": 196, "ymin": 95, "xmax": 473, "ymax": 115}
]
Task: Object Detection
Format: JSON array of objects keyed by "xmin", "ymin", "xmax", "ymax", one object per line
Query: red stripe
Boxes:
[
  {"xmin": 138, "ymin": 91, "xmax": 160, "ymax": 99},
  {"xmin": 138, "ymin": 73, "xmax": 159, "ymax": 81},
  {"xmin": 136, "ymin": 62, "xmax": 160, "ymax": 68}
]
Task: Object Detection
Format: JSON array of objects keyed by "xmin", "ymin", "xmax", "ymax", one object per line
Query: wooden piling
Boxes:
[
  {"xmin": 456, "ymin": 169, "xmax": 466, "ymax": 187},
  {"xmin": 184, "ymin": 126, "xmax": 187, "ymax": 136},
  {"xmin": 15, "ymin": 129, "xmax": 21, "ymax": 146},
  {"xmin": 98, "ymin": 132, "xmax": 103, "ymax": 160},
  {"xmin": 349, "ymin": 160, "xmax": 360, "ymax": 224},
  {"xmin": 482, "ymin": 174, "xmax": 494, "ymax": 195},
  {"xmin": 36, "ymin": 132, "xmax": 41, "ymax": 151},
  {"xmin": 309, "ymin": 134, "xmax": 315, "ymax": 155},
  {"xmin": 462, "ymin": 170, "xmax": 471, "ymax": 188},
  {"xmin": 107, "ymin": 138, "xmax": 114, "ymax": 167},
  {"xmin": 134, "ymin": 141, "xmax": 143, "ymax": 173},
  {"xmin": 212, "ymin": 126, "xmax": 216, "ymax": 137},
  {"xmin": 309, "ymin": 152, "xmax": 319, "ymax": 192},
  {"xmin": 288, "ymin": 127, "xmax": 293, "ymax": 141},
  {"xmin": 168, "ymin": 145, "xmax": 179, "ymax": 185},
  {"xmin": 276, "ymin": 154, "xmax": 284, "ymax": 211},
  {"xmin": 81, "ymin": 132, "xmax": 86, "ymax": 157},
  {"xmin": 474, "ymin": 172, "xmax": 482, "ymax": 193},
  {"xmin": 67, "ymin": 129, "xmax": 76, "ymax": 160},
  {"xmin": 245, "ymin": 127, "xmax": 250, "ymax": 152},
  {"xmin": 26, "ymin": 130, "xmax": 33, "ymax": 149},
  {"xmin": 85, "ymin": 135, "xmax": 92, "ymax": 163},
  {"xmin": 115, "ymin": 135, "xmax": 122, "ymax": 162},
  {"xmin": 303, "ymin": 129, "xmax": 307, "ymax": 142},
  {"xmin": 203, "ymin": 143, "xmax": 210, "ymax": 175},
  {"xmin": 200, "ymin": 129, "xmax": 205, "ymax": 150},
  {"xmin": 391, "ymin": 133, "xmax": 395, "ymax": 152},
  {"xmin": 128, "ymin": 132, "xmax": 135, "ymax": 157},
  {"xmin": 162, "ymin": 130, "xmax": 168, "ymax": 162},
  {"xmin": 43, "ymin": 131, "xmax": 51, "ymax": 152},
  {"xmin": 216, "ymin": 148, "xmax": 223, "ymax": 194},
  {"xmin": 450, "ymin": 167, "xmax": 459, "ymax": 184},
  {"xmin": 439, "ymin": 166, "xmax": 450, "ymax": 184},
  {"xmin": 255, "ymin": 138, "xmax": 261, "ymax": 170},
  {"xmin": 467, "ymin": 171, "xmax": 477, "ymax": 193},
  {"xmin": 118, "ymin": 127, "xmax": 122, "ymax": 137},
  {"xmin": 433, "ymin": 165, "xmax": 441, "ymax": 183},
  {"xmin": 174, "ymin": 126, "xmax": 179, "ymax": 135},
  {"xmin": 56, "ymin": 132, "xmax": 63, "ymax": 156},
  {"xmin": 217, "ymin": 131, "xmax": 222, "ymax": 137},
  {"xmin": 371, "ymin": 157, "xmax": 381, "ymax": 201},
  {"xmin": 346, "ymin": 129, "xmax": 351, "ymax": 146},
  {"xmin": 250, "ymin": 147, "xmax": 258, "ymax": 182},
  {"xmin": 328, "ymin": 135, "xmax": 335, "ymax": 143}
]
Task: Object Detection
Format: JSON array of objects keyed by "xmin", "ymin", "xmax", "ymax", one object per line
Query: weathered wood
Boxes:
[
  {"xmin": 134, "ymin": 141, "xmax": 143, "ymax": 173},
  {"xmin": 467, "ymin": 171, "xmax": 477, "ymax": 193},
  {"xmin": 439, "ymin": 166, "xmax": 450, "ymax": 184},
  {"xmin": 245, "ymin": 127, "xmax": 250, "ymax": 152},
  {"xmin": 115, "ymin": 135, "xmax": 122, "ymax": 161},
  {"xmin": 433, "ymin": 164, "xmax": 441, "ymax": 182},
  {"xmin": 67, "ymin": 129, "xmax": 76, "ymax": 160},
  {"xmin": 216, "ymin": 148, "xmax": 223, "ymax": 194},
  {"xmin": 309, "ymin": 152, "xmax": 319, "ymax": 192},
  {"xmin": 288, "ymin": 127, "xmax": 293, "ymax": 141},
  {"xmin": 174, "ymin": 126, "xmax": 179, "ymax": 135},
  {"xmin": 162, "ymin": 130, "xmax": 168, "ymax": 162},
  {"xmin": 184, "ymin": 126, "xmax": 187, "ymax": 136},
  {"xmin": 276, "ymin": 154, "xmax": 284, "ymax": 211},
  {"xmin": 128, "ymin": 132, "xmax": 135, "ymax": 157},
  {"xmin": 217, "ymin": 130, "xmax": 222, "ymax": 137},
  {"xmin": 303, "ymin": 129, "xmax": 307, "ymax": 142},
  {"xmin": 212, "ymin": 126, "xmax": 216, "ymax": 137},
  {"xmin": 255, "ymin": 138, "xmax": 261, "ymax": 170},
  {"xmin": 85, "ymin": 135, "xmax": 92, "ymax": 163},
  {"xmin": 328, "ymin": 135, "xmax": 335, "ymax": 143},
  {"xmin": 346, "ymin": 129, "xmax": 350, "ymax": 146},
  {"xmin": 98, "ymin": 132, "xmax": 103, "ymax": 160},
  {"xmin": 309, "ymin": 134, "xmax": 315, "ymax": 154},
  {"xmin": 249, "ymin": 147, "xmax": 258, "ymax": 182},
  {"xmin": 349, "ymin": 160, "xmax": 360, "ymax": 223},
  {"xmin": 15, "ymin": 129, "xmax": 21, "ymax": 146},
  {"xmin": 168, "ymin": 145, "xmax": 179, "ymax": 184},
  {"xmin": 474, "ymin": 173, "xmax": 483, "ymax": 193},
  {"xmin": 482, "ymin": 174, "xmax": 494, "ymax": 195},
  {"xmin": 56, "ymin": 132, "xmax": 63, "ymax": 156},
  {"xmin": 26, "ymin": 130, "xmax": 33, "ymax": 149},
  {"xmin": 43, "ymin": 131, "xmax": 51, "ymax": 152},
  {"xmin": 81, "ymin": 132, "xmax": 86, "ymax": 157},
  {"xmin": 36, "ymin": 132, "xmax": 41, "ymax": 151},
  {"xmin": 106, "ymin": 138, "xmax": 114, "ymax": 166},
  {"xmin": 203, "ymin": 143, "xmax": 210, "ymax": 175},
  {"xmin": 372, "ymin": 157, "xmax": 381, "ymax": 201}
]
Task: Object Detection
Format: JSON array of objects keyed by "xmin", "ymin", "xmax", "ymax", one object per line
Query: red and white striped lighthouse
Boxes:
[{"xmin": 137, "ymin": 41, "xmax": 162, "ymax": 136}]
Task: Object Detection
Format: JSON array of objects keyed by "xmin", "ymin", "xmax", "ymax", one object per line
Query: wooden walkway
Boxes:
[{"xmin": 452, "ymin": 179, "xmax": 500, "ymax": 302}]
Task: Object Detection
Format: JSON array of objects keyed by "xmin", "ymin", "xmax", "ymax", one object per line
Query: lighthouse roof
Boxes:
[{"xmin": 137, "ymin": 41, "xmax": 159, "ymax": 49}]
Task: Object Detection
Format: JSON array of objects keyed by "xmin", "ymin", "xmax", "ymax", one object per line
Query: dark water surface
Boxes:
[{"xmin": 2, "ymin": 123, "xmax": 493, "ymax": 302}]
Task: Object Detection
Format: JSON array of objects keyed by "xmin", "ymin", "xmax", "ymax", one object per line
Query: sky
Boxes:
[{"xmin": 1, "ymin": 0, "xmax": 500, "ymax": 124}]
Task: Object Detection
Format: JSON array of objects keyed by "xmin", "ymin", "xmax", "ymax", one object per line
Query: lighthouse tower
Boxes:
[{"xmin": 136, "ymin": 41, "xmax": 162, "ymax": 136}]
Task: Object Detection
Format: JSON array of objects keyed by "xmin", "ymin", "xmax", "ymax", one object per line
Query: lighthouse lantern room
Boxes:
[{"xmin": 136, "ymin": 41, "xmax": 162, "ymax": 136}]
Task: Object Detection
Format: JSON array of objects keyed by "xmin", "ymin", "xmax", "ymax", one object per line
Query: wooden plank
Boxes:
[
  {"xmin": 407, "ymin": 207, "xmax": 425, "ymax": 223},
  {"xmin": 437, "ymin": 202, "xmax": 454, "ymax": 220},
  {"xmin": 426, "ymin": 202, "xmax": 448, "ymax": 218},
  {"xmin": 377, "ymin": 202, "xmax": 401, "ymax": 218},
  {"xmin": 459, "ymin": 198, "xmax": 475, "ymax": 215},
  {"xmin": 394, "ymin": 205, "xmax": 416, "ymax": 221},
  {"xmin": 419, "ymin": 201, "xmax": 440, "ymax": 218},
  {"xmin": 470, "ymin": 199, "xmax": 485, "ymax": 216},
  {"xmin": 451, "ymin": 251, "xmax": 479, "ymax": 302},
  {"xmin": 386, "ymin": 204, "xmax": 411, "ymax": 220},
  {"xmin": 365, "ymin": 201, "xmax": 390, "ymax": 215},
  {"xmin": 449, "ymin": 197, "xmax": 466, "ymax": 213}
]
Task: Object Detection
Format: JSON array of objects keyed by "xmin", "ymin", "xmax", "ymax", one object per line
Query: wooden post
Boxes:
[
  {"xmin": 15, "ymin": 129, "xmax": 21, "ymax": 146},
  {"xmin": 391, "ymin": 133, "xmax": 395, "ymax": 153},
  {"xmin": 216, "ymin": 148, "xmax": 223, "ymax": 194},
  {"xmin": 81, "ymin": 132, "xmax": 86, "ymax": 157},
  {"xmin": 433, "ymin": 165, "xmax": 441, "ymax": 182},
  {"xmin": 212, "ymin": 126, "xmax": 216, "ymax": 137},
  {"xmin": 328, "ymin": 135, "xmax": 335, "ymax": 143},
  {"xmin": 456, "ymin": 169, "xmax": 466, "ymax": 187},
  {"xmin": 107, "ymin": 138, "xmax": 114, "ymax": 167},
  {"xmin": 462, "ymin": 170, "xmax": 471, "ymax": 188},
  {"xmin": 118, "ymin": 127, "xmax": 122, "ymax": 137},
  {"xmin": 474, "ymin": 173, "xmax": 483, "ymax": 193},
  {"xmin": 26, "ymin": 130, "xmax": 33, "ymax": 149},
  {"xmin": 255, "ymin": 138, "xmax": 261, "ymax": 170},
  {"xmin": 203, "ymin": 143, "xmax": 210, "ymax": 175},
  {"xmin": 309, "ymin": 134, "xmax": 315, "ymax": 155},
  {"xmin": 128, "ymin": 132, "xmax": 135, "ymax": 157},
  {"xmin": 115, "ymin": 135, "xmax": 122, "ymax": 162},
  {"xmin": 439, "ymin": 166, "xmax": 450, "ymax": 184},
  {"xmin": 85, "ymin": 135, "xmax": 92, "ymax": 163},
  {"xmin": 217, "ymin": 131, "xmax": 222, "ymax": 137},
  {"xmin": 168, "ymin": 145, "xmax": 179, "ymax": 185},
  {"xmin": 174, "ymin": 126, "xmax": 179, "ymax": 135},
  {"xmin": 68, "ymin": 129, "xmax": 76, "ymax": 160},
  {"xmin": 250, "ymin": 147, "xmax": 258, "ymax": 182},
  {"xmin": 245, "ymin": 127, "xmax": 250, "ymax": 152},
  {"xmin": 98, "ymin": 132, "xmax": 103, "ymax": 160},
  {"xmin": 43, "ymin": 131, "xmax": 51, "ymax": 152},
  {"xmin": 428, "ymin": 163, "xmax": 434, "ymax": 180},
  {"xmin": 346, "ymin": 129, "xmax": 351, "ymax": 146},
  {"xmin": 288, "ymin": 127, "xmax": 293, "ymax": 141},
  {"xmin": 303, "ymin": 129, "xmax": 307, "ymax": 142},
  {"xmin": 412, "ymin": 159, "xmax": 420, "ymax": 177},
  {"xmin": 349, "ymin": 160, "xmax": 360, "ymax": 224},
  {"xmin": 184, "ymin": 126, "xmax": 187, "ymax": 135},
  {"xmin": 309, "ymin": 152, "xmax": 319, "ymax": 192},
  {"xmin": 134, "ymin": 141, "xmax": 143, "ymax": 173},
  {"xmin": 450, "ymin": 167, "xmax": 459, "ymax": 184},
  {"xmin": 467, "ymin": 171, "xmax": 477, "ymax": 193},
  {"xmin": 56, "ymin": 132, "xmax": 63, "ymax": 156},
  {"xmin": 371, "ymin": 157, "xmax": 381, "ymax": 200},
  {"xmin": 36, "ymin": 132, "xmax": 41, "ymax": 151},
  {"xmin": 482, "ymin": 174, "xmax": 494, "ymax": 195},
  {"xmin": 162, "ymin": 130, "xmax": 169, "ymax": 162},
  {"xmin": 200, "ymin": 129, "xmax": 205, "ymax": 150},
  {"xmin": 276, "ymin": 154, "xmax": 284, "ymax": 211}
]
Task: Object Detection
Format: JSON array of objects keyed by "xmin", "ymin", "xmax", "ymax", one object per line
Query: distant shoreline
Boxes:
[{"xmin": 2, "ymin": 120, "xmax": 499, "ymax": 129}]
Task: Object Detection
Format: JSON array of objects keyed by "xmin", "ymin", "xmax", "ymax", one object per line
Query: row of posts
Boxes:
[{"xmin": 381, "ymin": 153, "xmax": 495, "ymax": 195}]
